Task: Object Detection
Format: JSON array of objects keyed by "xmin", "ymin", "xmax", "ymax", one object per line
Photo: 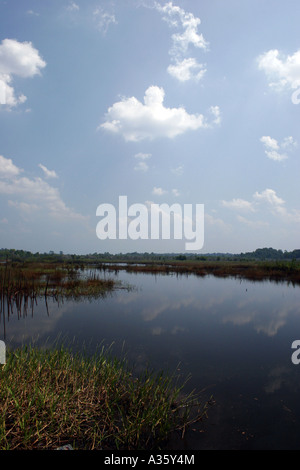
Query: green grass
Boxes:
[{"xmin": 0, "ymin": 344, "xmax": 211, "ymax": 450}]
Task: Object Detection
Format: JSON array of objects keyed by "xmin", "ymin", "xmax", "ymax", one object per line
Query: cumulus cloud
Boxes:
[
  {"xmin": 0, "ymin": 155, "xmax": 85, "ymax": 220},
  {"xmin": 167, "ymin": 57, "xmax": 206, "ymax": 82},
  {"xmin": 257, "ymin": 48, "xmax": 300, "ymax": 91},
  {"xmin": 155, "ymin": 1, "xmax": 208, "ymax": 53},
  {"xmin": 0, "ymin": 39, "xmax": 46, "ymax": 108},
  {"xmin": 155, "ymin": 2, "xmax": 208, "ymax": 82},
  {"xmin": 222, "ymin": 188, "xmax": 300, "ymax": 225},
  {"xmin": 260, "ymin": 135, "xmax": 279, "ymax": 151},
  {"xmin": 222, "ymin": 189, "xmax": 284, "ymax": 214},
  {"xmin": 0, "ymin": 39, "xmax": 46, "ymax": 78},
  {"xmin": 0, "ymin": 155, "xmax": 22, "ymax": 178},
  {"xmin": 100, "ymin": 85, "xmax": 219, "ymax": 141},
  {"xmin": 253, "ymin": 189, "xmax": 300, "ymax": 222},
  {"xmin": 260, "ymin": 135, "xmax": 296, "ymax": 162},
  {"xmin": 0, "ymin": 74, "xmax": 27, "ymax": 107},
  {"xmin": 253, "ymin": 188, "xmax": 285, "ymax": 207}
]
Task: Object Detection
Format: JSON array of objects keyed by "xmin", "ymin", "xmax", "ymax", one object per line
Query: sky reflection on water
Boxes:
[{"xmin": 1, "ymin": 270, "xmax": 300, "ymax": 449}]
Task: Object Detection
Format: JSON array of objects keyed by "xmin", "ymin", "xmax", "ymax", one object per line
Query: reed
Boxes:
[
  {"xmin": 0, "ymin": 344, "xmax": 211, "ymax": 450},
  {"xmin": 0, "ymin": 263, "xmax": 119, "ymax": 320}
]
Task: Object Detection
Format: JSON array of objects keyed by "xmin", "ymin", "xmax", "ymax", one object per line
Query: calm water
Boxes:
[{"xmin": 1, "ymin": 269, "xmax": 300, "ymax": 450}]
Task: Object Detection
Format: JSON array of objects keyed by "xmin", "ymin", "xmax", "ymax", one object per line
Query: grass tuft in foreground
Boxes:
[{"xmin": 0, "ymin": 344, "xmax": 211, "ymax": 450}]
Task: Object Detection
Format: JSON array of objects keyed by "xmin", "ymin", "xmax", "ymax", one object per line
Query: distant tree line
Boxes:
[{"xmin": 0, "ymin": 247, "xmax": 300, "ymax": 263}]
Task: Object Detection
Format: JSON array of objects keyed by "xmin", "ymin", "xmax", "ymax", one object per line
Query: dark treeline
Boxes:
[{"xmin": 0, "ymin": 247, "xmax": 300, "ymax": 264}]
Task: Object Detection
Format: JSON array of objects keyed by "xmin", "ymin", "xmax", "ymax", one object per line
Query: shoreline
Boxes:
[{"xmin": 94, "ymin": 259, "xmax": 300, "ymax": 285}]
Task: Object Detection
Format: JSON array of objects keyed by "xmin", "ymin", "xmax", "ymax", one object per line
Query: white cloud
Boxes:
[
  {"xmin": 8, "ymin": 200, "xmax": 39, "ymax": 214},
  {"xmin": 260, "ymin": 135, "xmax": 296, "ymax": 162},
  {"xmin": 264, "ymin": 150, "xmax": 288, "ymax": 162},
  {"xmin": 221, "ymin": 198, "xmax": 255, "ymax": 212},
  {"xmin": 282, "ymin": 136, "xmax": 297, "ymax": 149},
  {"xmin": 205, "ymin": 213, "xmax": 231, "ymax": 231},
  {"xmin": 38, "ymin": 164, "xmax": 58, "ymax": 179},
  {"xmin": 260, "ymin": 135, "xmax": 279, "ymax": 151},
  {"xmin": 152, "ymin": 186, "xmax": 167, "ymax": 196},
  {"xmin": 134, "ymin": 152, "xmax": 151, "ymax": 171},
  {"xmin": 0, "ymin": 155, "xmax": 85, "ymax": 221},
  {"xmin": 253, "ymin": 189, "xmax": 300, "ymax": 223},
  {"xmin": 93, "ymin": 8, "xmax": 117, "ymax": 34},
  {"xmin": 155, "ymin": 1, "xmax": 208, "ymax": 53},
  {"xmin": 134, "ymin": 161, "xmax": 149, "ymax": 172},
  {"xmin": 167, "ymin": 57, "xmax": 206, "ymax": 82},
  {"xmin": 222, "ymin": 188, "xmax": 300, "ymax": 226},
  {"xmin": 67, "ymin": 2, "xmax": 79, "ymax": 11},
  {"xmin": 0, "ymin": 39, "xmax": 46, "ymax": 78},
  {"xmin": 253, "ymin": 188, "xmax": 285, "ymax": 207},
  {"xmin": 171, "ymin": 165, "xmax": 184, "ymax": 176},
  {"xmin": 0, "ymin": 74, "xmax": 27, "ymax": 107},
  {"xmin": 257, "ymin": 48, "xmax": 300, "ymax": 90},
  {"xmin": 100, "ymin": 85, "xmax": 218, "ymax": 141},
  {"xmin": 0, "ymin": 39, "xmax": 46, "ymax": 108},
  {"xmin": 172, "ymin": 188, "xmax": 180, "ymax": 197},
  {"xmin": 155, "ymin": 2, "xmax": 208, "ymax": 82},
  {"xmin": 236, "ymin": 215, "xmax": 269, "ymax": 228},
  {"xmin": 0, "ymin": 155, "xmax": 22, "ymax": 178},
  {"xmin": 209, "ymin": 105, "xmax": 221, "ymax": 125}
]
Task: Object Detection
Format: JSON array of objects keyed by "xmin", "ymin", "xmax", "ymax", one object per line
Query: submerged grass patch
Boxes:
[
  {"xmin": 0, "ymin": 344, "xmax": 211, "ymax": 450},
  {"xmin": 0, "ymin": 263, "xmax": 123, "ymax": 319},
  {"xmin": 0, "ymin": 263, "xmax": 118, "ymax": 299}
]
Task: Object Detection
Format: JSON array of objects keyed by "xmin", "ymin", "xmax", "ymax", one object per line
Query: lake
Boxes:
[{"xmin": 1, "ymin": 267, "xmax": 300, "ymax": 450}]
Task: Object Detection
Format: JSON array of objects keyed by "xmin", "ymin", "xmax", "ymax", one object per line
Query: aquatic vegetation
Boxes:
[
  {"xmin": 0, "ymin": 262, "xmax": 121, "ymax": 320},
  {"xmin": 0, "ymin": 344, "xmax": 212, "ymax": 450},
  {"xmin": 95, "ymin": 259, "xmax": 300, "ymax": 285}
]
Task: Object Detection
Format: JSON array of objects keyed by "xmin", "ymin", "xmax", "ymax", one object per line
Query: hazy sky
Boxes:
[{"xmin": 0, "ymin": 0, "xmax": 299, "ymax": 254}]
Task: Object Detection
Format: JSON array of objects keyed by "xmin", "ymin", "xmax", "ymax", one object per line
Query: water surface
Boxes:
[{"xmin": 1, "ymin": 269, "xmax": 300, "ymax": 450}]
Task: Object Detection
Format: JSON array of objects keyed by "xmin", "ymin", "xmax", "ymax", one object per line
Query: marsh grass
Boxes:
[
  {"xmin": 97, "ymin": 259, "xmax": 300, "ymax": 284},
  {"xmin": 0, "ymin": 263, "xmax": 121, "ymax": 321},
  {"xmin": 0, "ymin": 344, "xmax": 211, "ymax": 450}
]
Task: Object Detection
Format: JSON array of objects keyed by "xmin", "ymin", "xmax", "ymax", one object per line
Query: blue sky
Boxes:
[{"xmin": 0, "ymin": 0, "xmax": 299, "ymax": 254}]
